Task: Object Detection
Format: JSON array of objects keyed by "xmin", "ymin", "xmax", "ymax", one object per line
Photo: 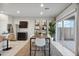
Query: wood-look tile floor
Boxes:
[
  {"xmin": 30, "ymin": 44, "xmax": 62, "ymax": 56},
  {"xmin": 31, "ymin": 48, "xmax": 49, "ymax": 56}
]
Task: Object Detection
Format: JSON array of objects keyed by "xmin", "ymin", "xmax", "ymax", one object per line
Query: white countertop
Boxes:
[{"xmin": 0, "ymin": 40, "xmax": 29, "ymax": 56}]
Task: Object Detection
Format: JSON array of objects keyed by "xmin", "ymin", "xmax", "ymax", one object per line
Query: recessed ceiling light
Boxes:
[
  {"xmin": 0, "ymin": 11, "xmax": 4, "ymax": 13},
  {"xmin": 40, "ymin": 3, "xmax": 44, "ymax": 7},
  {"xmin": 17, "ymin": 10, "xmax": 20, "ymax": 14},
  {"xmin": 40, "ymin": 11, "xmax": 43, "ymax": 15}
]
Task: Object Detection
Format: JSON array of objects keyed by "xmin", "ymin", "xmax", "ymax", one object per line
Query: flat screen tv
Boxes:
[{"xmin": 19, "ymin": 21, "xmax": 28, "ymax": 28}]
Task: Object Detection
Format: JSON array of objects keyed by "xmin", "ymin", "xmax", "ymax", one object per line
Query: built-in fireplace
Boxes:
[{"xmin": 17, "ymin": 32, "xmax": 28, "ymax": 40}]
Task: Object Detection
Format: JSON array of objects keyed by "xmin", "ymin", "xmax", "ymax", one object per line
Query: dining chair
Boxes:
[{"xmin": 34, "ymin": 38, "xmax": 46, "ymax": 56}]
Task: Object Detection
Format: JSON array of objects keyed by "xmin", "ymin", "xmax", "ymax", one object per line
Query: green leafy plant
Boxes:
[{"xmin": 49, "ymin": 21, "xmax": 55, "ymax": 37}]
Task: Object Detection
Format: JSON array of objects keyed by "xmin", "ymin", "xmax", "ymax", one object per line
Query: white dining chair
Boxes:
[{"xmin": 34, "ymin": 38, "xmax": 46, "ymax": 56}]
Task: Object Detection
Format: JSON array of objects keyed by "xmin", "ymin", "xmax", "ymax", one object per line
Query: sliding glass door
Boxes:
[
  {"xmin": 63, "ymin": 16, "xmax": 75, "ymax": 53},
  {"xmin": 56, "ymin": 20, "xmax": 63, "ymax": 44},
  {"xmin": 56, "ymin": 15, "xmax": 76, "ymax": 53}
]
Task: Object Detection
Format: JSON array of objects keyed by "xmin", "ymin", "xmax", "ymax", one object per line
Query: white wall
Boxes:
[
  {"xmin": 8, "ymin": 16, "xmax": 53, "ymax": 40},
  {"xmin": 0, "ymin": 14, "xmax": 8, "ymax": 34}
]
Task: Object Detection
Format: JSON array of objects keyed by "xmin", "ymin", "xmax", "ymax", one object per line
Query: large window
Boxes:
[
  {"xmin": 56, "ymin": 16, "xmax": 76, "ymax": 53},
  {"xmin": 63, "ymin": 16, "xmax": 75, "ymax": 53},
  {"xmin": 56, "ymin": 20, "xmax": 63, "ymax": 43},
  {"xmin": 64, "ymin": 17, "xmax": 75, "ymax": 41}
]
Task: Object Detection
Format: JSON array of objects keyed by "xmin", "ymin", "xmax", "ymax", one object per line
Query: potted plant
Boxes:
[{"xmin": 49, "ymin": 21, "xmax": 55, "ymax": 41}]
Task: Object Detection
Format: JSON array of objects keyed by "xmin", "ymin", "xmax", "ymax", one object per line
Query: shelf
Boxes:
[
  {"xmin": 35, "ymin": 29, "xmax": 40, "ymax": 30},
  {"xmin": 42, "ymin": 25, "xmax": 47, "ymax": 26},
  {"xmin": 35, "ymin": 24, "xmax": 39, "ymax": 26},
  {"xmin": 34, "ymin": 20, "xmax": 47, "ymax": 36}
]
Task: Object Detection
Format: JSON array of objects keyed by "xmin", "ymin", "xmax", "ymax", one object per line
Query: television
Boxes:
[{"xmin": 19, "ymin": 21, "xmax": 28, "ymax": 28}]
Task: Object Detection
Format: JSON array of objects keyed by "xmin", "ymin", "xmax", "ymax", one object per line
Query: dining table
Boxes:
[{"xmin": 30, "ymin": 35, "xmax": 50, "ymax": 56}]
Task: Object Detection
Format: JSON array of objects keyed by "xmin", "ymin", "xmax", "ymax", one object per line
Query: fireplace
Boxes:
[{"xmin": 17, "ymin": 32, "xmax": 28, "ymax": 40}]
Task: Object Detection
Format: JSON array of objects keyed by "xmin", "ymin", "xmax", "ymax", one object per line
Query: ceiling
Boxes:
[{"xmin": 0, "ymin": 3, "xmax": 71, "ymax": 17}]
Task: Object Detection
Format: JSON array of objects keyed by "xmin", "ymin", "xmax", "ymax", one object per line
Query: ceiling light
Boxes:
[
  {"xmin": 40, "ymin": 3, "xmax": 44, "ymax": 7},
  {"xmin": 17, "ymin": 10, "xmax": 20, "ymax": 14},
  {"xmin": 0, "ymin": 11, "xmax": 4, "ymax": 13},
  {"xmin": 40, "ymin": 11, "xmax": 43, "ymax": 15}
]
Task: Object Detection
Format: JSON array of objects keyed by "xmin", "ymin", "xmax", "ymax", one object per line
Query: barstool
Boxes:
[
  {"xmin": 34, "ymin": 38, "xmax": 46, "ymax": 56},
  {"xmin": 7, "ymin": 33, "xmax": 15, "ymax": 41}
]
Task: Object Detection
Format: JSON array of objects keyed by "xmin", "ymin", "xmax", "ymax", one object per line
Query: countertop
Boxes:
[{"xmin": 0, "ymin": 40, "xmax": 29, "ymax": 56}]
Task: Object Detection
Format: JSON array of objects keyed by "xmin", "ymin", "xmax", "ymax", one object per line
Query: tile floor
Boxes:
[{"xmin": 30, "ymin": 43, "xmax": 62, "ymax": 56}]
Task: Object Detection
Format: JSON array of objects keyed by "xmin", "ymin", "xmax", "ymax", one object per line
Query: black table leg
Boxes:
[
  {"xmin": 30, "ymin": 39, "xmax": 31, "ymax": 56},
  {"xmin": 44, "ymin": 46, "xmax": 46, "ymax": 56},
  {"xmin": 45, "ymin": 38, "xmax": 50, "ymax": 56},
  {"xmin": 49, "ymin": 38, "xmax": 50, "ymax": 56}
]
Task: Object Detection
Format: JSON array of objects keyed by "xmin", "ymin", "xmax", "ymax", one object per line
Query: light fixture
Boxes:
[
  {"xmin": 17, "ymin": 10, "xmax": 20, "ymax": 14},
  {"xmin": 40, "ymin": 11, "xmax": 43, "ymax": 15},
  {"xmin": 40, "ymin": 3, "xmax": 44, "ymax": 7},
  {"xmin": 40, "ymin": 3, "xmax": 44, "ymax": 16},
  {"xmin": 0, "ymin": 11, "xmax": 4, "ymax": 13}
]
